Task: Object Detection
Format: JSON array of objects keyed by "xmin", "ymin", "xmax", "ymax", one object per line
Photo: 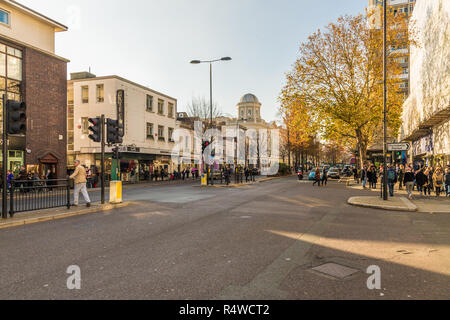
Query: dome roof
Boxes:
[{"xmin": 240, "ymin": 93, "xmax": 259, "ymax": 104}]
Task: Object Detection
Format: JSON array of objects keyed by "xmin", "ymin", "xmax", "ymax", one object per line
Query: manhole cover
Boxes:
[{"xmin": 311, "ymin": 263, "xmax": 359, "ymax": 279}]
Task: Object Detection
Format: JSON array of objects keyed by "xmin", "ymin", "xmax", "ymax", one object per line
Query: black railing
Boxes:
[{"xmin": 9, "ymin": 178, "xmax": 71, "ymax": 217}]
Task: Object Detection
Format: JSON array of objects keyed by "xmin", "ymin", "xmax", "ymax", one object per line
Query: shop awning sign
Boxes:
[{"xmin": 387, "ymin": 143, "xmax": 410, "ymax": 151}]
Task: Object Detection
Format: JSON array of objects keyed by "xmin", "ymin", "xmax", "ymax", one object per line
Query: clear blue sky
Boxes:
[{"xmin": 22, "ymin": 0, "xmax": 367, "ymax": 122}]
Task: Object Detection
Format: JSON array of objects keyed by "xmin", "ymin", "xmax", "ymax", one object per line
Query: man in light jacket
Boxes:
[{"xmin": 70, "ymin": 160, "xmax": 91, "ymax": 207}]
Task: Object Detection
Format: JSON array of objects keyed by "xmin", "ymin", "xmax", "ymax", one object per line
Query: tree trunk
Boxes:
[{"xmin": 356, "ymin": 129, "xmax": 367, "ymax": 169}]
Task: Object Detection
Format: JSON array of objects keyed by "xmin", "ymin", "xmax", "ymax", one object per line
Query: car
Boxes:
[
  {"xmin": 328, "ymin": 167, "xmax": 340, "ymax": 179},
  {"xmin": 308, "ymin": 171, "xmax": 324, "ymax": 181}
]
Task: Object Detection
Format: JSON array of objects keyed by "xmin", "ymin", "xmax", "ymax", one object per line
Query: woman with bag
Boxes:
[{"xmin": 433, "ymin": 168, "xmax": 444, "ymax": 197}]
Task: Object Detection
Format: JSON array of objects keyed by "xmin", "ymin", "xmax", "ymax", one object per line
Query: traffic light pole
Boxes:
[
  {"xmin": 101, "ymin": 114, "xmax": 105, "ymax": 204},
  {"xmin": 2, "ymin": 94, "xmax": 7, "ymax": 219}
]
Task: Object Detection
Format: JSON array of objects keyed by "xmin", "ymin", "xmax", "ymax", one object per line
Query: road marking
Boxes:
[{"xmin": 216, "ymin": 207, "xmax": 340, "ymax": 299}]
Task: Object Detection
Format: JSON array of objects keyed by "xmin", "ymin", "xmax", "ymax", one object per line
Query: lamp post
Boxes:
[
  {"xmin": 190, "ymin": 57, "xmax": 232, "ymax": 184},
  {"xmin": 382, "ymin": 0, "xmax": 388, "ymax": 200}
]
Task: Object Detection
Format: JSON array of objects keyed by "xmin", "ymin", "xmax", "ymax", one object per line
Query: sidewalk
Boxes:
[
  {"xmin": 0, "ymin": 201, "xmax": 133, "ymax": 229},
  {"xmin": 346, "ymin": 180, "xmax": 450, "ymax": 214}
]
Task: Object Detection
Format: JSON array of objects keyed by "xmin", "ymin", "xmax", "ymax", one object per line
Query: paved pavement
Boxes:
[
  {"xmin": 0, "ymin": 176, "xmax": 449, "ymax": 299},
  {"xmin": 347, "ymin": 180, "xmax": 450, "ymax": 214}
]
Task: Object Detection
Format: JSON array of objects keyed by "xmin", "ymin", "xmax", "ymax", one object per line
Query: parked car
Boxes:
[
  {"xmin": 328, "ymin": 167, "xmax": 340, "ymax": 179},
  {"xmin": 309, "ymin": 171, "xmax": 325, "ymax": 181}
]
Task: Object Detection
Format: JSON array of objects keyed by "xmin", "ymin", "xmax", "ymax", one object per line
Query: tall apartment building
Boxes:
[
  {"xmin": 68, "ymin": 73, "xmax": 178, "ymax": 182},
  {"xmin": 0, "ymin": 0, "xmax": 68, "ymax": 178},
  {"xmin": 369, "ymin": 0, "xmax": 416, "ymax": 98}
]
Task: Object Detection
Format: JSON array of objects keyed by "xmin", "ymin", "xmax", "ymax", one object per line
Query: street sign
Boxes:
[{"xmin": 387, "ymin": 143, "xmax": 410, "ymax": 151}]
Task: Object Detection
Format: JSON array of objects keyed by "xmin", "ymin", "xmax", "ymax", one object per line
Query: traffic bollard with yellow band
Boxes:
[
  {"xmin": 109, "ymin": 180, "xmax": 123, "ymax": 204},
  {"xmin": 201, "ymin": 174, "xmax": 207, "ymax": 186}
]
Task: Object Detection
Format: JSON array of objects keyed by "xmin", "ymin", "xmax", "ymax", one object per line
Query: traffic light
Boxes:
[
  {"xmin": 106, "ymin": 119, "xmax": 123, "ymax": 144},
  {"xmin": 88, "ymin": 118, "xmax": 101, "ymax": 143},
  {"xmin": 202, "ymin": 140, "xmax": 210, "ymax": 153},
  {"xmin": 112, "ymin": 146, "xmax": 120, "ymax": 159},
  {"xmin": 6, "ymin": 100, "xmax": 26, "ymax": 135}
]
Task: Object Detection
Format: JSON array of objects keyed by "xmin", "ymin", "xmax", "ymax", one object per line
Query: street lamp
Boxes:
[{"xmin": 190, "ymin": 56, "xmax": 232, "ymax": 184}]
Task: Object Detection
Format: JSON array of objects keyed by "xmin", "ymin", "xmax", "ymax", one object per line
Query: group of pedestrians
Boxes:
[
  {"xmin": 312, "ymin": 166, "xmax": 328, "ymax": 187},
  {"xmin": 360, "ymin": 163, "xmax": 450, "ymax": 199},
  {"xmin": 1, "ymin": 166, "xmax": 57, "ymax": 193}
]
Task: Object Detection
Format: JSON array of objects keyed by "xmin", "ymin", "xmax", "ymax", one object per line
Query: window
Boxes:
[
  {"xmin": 96, "ymin": 84, "xmax": 104, "ymax": 103},
  {"xmin": 146, "ymin": 95, "xmax": 153, "ymax": 112},
  {"xmin": 158, "ymin": 99, "xmax": 164, "ymax": 115},
  {"xmin": 168, "ymin": 103, "xmax": 174, "ymax": 118},
  {"xmin": 0, "ymin": 9, "xmax": 9, "ymax": 26},
  {"xmin": 168, "ymin": 128, "xmax": 174, "ymax": 142},
  {"xmin": 146, "ymin": 123, "xmax": 154, "ymax": 139},
  {"xmin": 81, "ymin": 86, "xmax": 89, "ymax": 103},
  {"xmin": 158, "ymin": 125, "xmax": 165, "ymax": 141},
  {"xmin": 248, "ymin": 109, "xmax": 252, "ymax": 116},
  {"xmin": 81, "ymin": 117, "xmax": 89, "ymax": 134}
]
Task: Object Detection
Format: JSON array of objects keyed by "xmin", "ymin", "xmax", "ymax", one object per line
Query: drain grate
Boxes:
[{"xmin": 311, "ymin": 263, "xmax": 359, "ymax": 279}]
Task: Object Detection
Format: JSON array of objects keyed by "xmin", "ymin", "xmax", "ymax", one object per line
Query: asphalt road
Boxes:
[{"xmin": 0, "ymin": 176, "xmax": 449, "ymax": 299}]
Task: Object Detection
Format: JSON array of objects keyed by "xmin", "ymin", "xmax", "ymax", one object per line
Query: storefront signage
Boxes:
[{"xmin": 116, "ymin": 89, "xmax": 125, "ymax": 135}]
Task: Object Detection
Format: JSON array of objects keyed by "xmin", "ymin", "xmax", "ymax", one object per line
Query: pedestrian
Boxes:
[
  {"xmin": 69, "ymin": 160, "xmax": 91, "ymax": 207},
  {"xmin": 321, "ymin": 166, "xmax": 328, "ymax": 186},
  {"xmin": 6, "ymin": 170, "xmax": 14, "ymax": 191},
  {"xmin": 444, "ymin": 167, "xmax": 450, "ymax": 197},
  {"xmin": 398, "ymin": 164, "xmax": 405, "ymax": 190},
  {"xmin": 245, "ymin": 167, "xmax": 250, "ymax": 182},
  {"xmin": 387, "ymin": 165, "xmax": 397, "ymax": 197},
  {"xmin": 433, "ymin": 168, "xmax": 444, "ymax": 197},
  {"xmin": 403, "ymin": 167, "xmax": 415, "ymax": 199},
  {"xmin": 361, "ymin": 166, "xmax": 368, "ymax": 189},
  {"xmin": 313, "ymin": 167, "xmax": 321, "ymax": 186},
  {"xmin": 415, "ymin": 168, "xmax": 427, "ymax": 196}
]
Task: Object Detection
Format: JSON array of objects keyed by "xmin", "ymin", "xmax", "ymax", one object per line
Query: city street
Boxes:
[{"xmin": 0, "ymin": 176, "xmax": 448, "ymax": 300}]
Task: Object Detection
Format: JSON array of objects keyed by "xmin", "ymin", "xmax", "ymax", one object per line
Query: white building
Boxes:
[
  {"xmin": 68, "ymin": 72, "xmax": 178, "ymax": 181},
  {"xmin": 399, "ymin": 0, "xmax": 449, "ymax": 167}
]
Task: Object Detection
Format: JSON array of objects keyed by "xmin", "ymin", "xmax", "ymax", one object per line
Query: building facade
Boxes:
[
  {"xmin": 399, "ymin": 0, "xmax": 450, "ymax": 167},
  {"xmin": 68, "ymin": 73, "xmax": 178, "ymax": 182},
  {"xmin": 0, "ymin": 0, "xmax": 68, "ymax": 178}
]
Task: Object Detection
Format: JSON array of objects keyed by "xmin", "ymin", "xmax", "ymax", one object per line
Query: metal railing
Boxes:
[{"xmin": 9, "ymin": 178, "xmax": 71, "ymax": 217}]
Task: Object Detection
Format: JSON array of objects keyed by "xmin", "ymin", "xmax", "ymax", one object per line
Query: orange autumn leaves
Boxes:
[{"xmin": 280, "ymin": 11, "xmax": 414, "ymax": 166}]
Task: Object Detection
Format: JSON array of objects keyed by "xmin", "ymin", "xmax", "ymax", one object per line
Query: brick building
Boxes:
[{"xmin": 0, "ymin": 0, "xmax": 68, "ymax": 178}]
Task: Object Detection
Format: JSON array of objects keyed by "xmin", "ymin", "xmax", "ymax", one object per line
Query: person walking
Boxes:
[
  {"xmin": 403, "ymin": 167, "xmax": 415, "ymax": 199},
  {"xmin": 398, "ymin": 164, "xmax": 405, "ymax": 190},
  {"xmin": 245, "ymin": 167, "xmax": 250, "ymax": 183},
  {"xmin": 387, "ymin": 165, "xmax": 397, "ymax": 197},
  {"xmin": 433, "ymin": 168, "xmax": 444, "ymax": 197},
  {"xmin": 415, "ymin": 167, "xmax": 427, "ymax": 196},
  {"xmin": 361, "ymin": 166, "xmax": 368, "ymax": 189},
  {"xmin": 321, "ymin": 166, "xmax": 328, "ymax": 186},
  {"xmin": 444, "ymin": 167, "xmax": 450, "ymax": 197},
  {"xmin": 69, "ymin": 160, "xmax": 91, "ymax": 207},
  {"xmin": 312, "ymin": 167, "xmax": 321, "ymax": 186}
]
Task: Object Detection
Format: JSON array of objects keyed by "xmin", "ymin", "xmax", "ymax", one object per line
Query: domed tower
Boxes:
[{"xmin": 237, "ymin": 93, "xmax": 262, "ymax": 123}]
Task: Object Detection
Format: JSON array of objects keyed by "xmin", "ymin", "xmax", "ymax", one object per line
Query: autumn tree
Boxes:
[{"xmin": 281, "ymin": 11, "xmax": 414, "ymax": 168}]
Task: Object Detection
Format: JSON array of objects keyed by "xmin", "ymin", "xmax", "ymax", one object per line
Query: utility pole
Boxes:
[
  {"xmin": 101, "ymin": 114, "xmax": 105, "ymax": 204},
  {"xmin": 382, "ymin": 0, "xmax": 388, "ymax": 201}
]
